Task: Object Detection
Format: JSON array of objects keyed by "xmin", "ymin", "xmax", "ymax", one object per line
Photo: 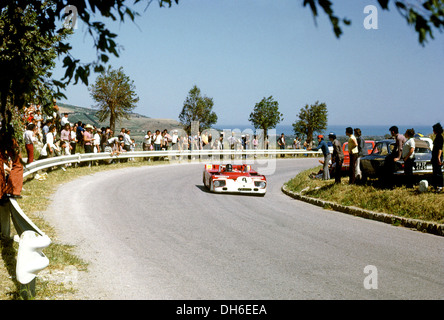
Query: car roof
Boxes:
[{"xmin": 375, "ymin": 138, "xmax": 430, "ymax": 150}]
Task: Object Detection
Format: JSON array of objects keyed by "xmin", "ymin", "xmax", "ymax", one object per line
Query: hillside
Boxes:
[{"xmin": 58, "ymin": 103, "xmax": 183, "ymax": 143}]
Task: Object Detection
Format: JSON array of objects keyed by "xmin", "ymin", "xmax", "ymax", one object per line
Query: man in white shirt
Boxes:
[
  {"xmin": 93, "ymin": 128, "xmax": 101, "ymax": 153},
  {"xmin": 402, "ymin": 128, "xmax": 416, "ymax": 188},
  {"xmin": 123, "ymin": 129, "xmax": 132, "ymax": 152},
  {"xmin": 61, "ymin": 113, "xmax": 70, "ymax": 127},
  {"xmin": 23, "ymin": 123, "xmax": 37, "ymax": 163},
  {"xmin": 40, "ymin": 125, "xmax": 59, "ymax": 159}
]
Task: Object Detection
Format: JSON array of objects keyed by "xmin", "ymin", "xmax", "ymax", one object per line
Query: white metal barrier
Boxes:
[
  {"xmin": 22, "ymin": 147, "xmax": 322, "ymax": 179},
  {"xmin": 1, "ymin": 147, "xmax": 321, "ymax": 299}
]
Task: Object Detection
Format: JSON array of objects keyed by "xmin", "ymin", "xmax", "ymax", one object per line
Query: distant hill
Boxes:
[{"xmin": 58, "ymin": 102, "xmax": 183, "ymax": 143}]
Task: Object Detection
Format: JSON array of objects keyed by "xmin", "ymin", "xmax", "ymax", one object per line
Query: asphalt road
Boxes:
[{"xmin": 45, "ymin": 158, "xmax": 444, "ymax": 299}]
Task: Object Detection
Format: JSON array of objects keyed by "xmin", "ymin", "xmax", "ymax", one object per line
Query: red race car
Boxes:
[{"xmin": 203, "ymin": 164, "xmax": 267, "ymax": 196}]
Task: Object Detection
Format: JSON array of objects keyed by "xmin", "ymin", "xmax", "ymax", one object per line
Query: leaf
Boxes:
[{"xmin": 377, "ymin": 0, "xmax": 390, "ymax": 10}]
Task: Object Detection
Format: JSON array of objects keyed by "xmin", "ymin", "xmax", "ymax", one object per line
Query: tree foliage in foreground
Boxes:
[{"xmin": 303, "ymin": 0, "xmax": 444, "ymax": 44}]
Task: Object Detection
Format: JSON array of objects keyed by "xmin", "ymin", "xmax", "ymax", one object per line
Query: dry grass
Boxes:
[
  {"xmin": 0, "ymin": 158, "xmax": 169, "ymax": 300},
  {"xmin": 285, "ymin": 166, "xmax": 444, "ymax": 224}
]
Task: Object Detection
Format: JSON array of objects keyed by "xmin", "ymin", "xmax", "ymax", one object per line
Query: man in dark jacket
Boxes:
[
  {"xmin": 329, "ymin": 132, "xmax": 344, "ymax": 183},
  {"xmin": 431, "ymin": 123, "xmax": 443, "ymax": 192}
]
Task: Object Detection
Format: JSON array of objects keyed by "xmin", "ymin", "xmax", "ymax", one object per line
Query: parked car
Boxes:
[
  {"xmin": 360, "ymin": 139, "xmax": 434, "ymax": 179},
  {"xmin": 341, "ymin": 140, "xmax": 375, "ymax": 171}
]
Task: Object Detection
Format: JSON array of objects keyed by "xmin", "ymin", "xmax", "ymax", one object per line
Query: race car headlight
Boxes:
[
  {"xmin": 213, "ymin": 180, "xmax": 226, "ymax": 188},
  {"xmin": 254, "ymin": 181, "xmax": 266, "ymax": 188}
]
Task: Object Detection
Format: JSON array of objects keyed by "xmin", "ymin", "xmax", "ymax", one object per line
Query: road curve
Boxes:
[{"xmin": 45, "ymin": 158, "xmax": 444, "ymax": 299}]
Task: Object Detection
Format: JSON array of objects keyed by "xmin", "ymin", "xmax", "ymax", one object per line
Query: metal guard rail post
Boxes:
[{"xmin": 0, "ymin": 148, "xmax": 322, "ymax": 299}]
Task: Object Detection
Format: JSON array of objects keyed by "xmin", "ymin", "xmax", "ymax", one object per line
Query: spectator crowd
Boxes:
[
  {"xmin": 21, "ymin": 104, "xmax": 273, "ymax": 163},
  {"xmin": 2, "ymin": 102, "xmax": 442, "ymax": 199},
  {"xmin": 306, "ymin": 124, "xmax": 443, "ymax": 193}
]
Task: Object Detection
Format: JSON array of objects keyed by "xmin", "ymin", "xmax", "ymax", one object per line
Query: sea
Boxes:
[{"xmin": 215, "ymin": 124, "xmax": 435, "ymax": 138}]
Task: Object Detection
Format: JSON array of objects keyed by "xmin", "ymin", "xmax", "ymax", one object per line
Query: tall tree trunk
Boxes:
[{"xmin": 110, "ymin": 111, "xmax": 116, "ymax": 135}]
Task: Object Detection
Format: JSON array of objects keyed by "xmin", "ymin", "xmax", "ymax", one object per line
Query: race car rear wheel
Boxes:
[{"xmin": 203, "ymin": 173, "xmax": 207, "ymax": 188}]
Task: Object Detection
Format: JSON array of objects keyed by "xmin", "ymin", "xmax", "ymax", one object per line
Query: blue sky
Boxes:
[{"xmin": 55, "ymin": 0, "xmax": 444, "ymax": 127}]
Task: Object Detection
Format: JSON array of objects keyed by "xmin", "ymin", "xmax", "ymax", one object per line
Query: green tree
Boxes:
[
  {"xmin": 248, "ymin": 96, "xmax": 283, "ymax": 137},
  {"xmin": 89, "ymin": 66, "xmax": 139, "ymax": 134},
  {"xmin": 0, "ymin": 1, "xmax": 176, "ymax": 124},
  {"xmin": 0, "ymin": 2, "xmax": 71, "ymax": 129},
  {"xmin": 292, "ymin": 101, "xmax": 328, "ymax": 146},
  {"xmin": 179, "ymin": 85, "xmax": 218, "ymax": 134}
]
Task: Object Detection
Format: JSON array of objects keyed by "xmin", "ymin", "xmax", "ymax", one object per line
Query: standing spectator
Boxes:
[
  {"xmin": 383, "ymin": 126, "xmax": 406, "ymax": 186},
  {"xmin": 354, "ymin": 128, "xmax": 365, "ymax": 181},
  {"xmin": 42, "ymin": 120, "xmax": 51, "ymax": 144},
  {"xmin": 118, "ymin": 128, "xmax": 126, "ymax": 139},
  {"xmin": 76, "ymin": 121, "xmax": 85, "ymax": 151},
  {"xmin": 346, "ymin": 127, "xmax": 358, "ymax": 184},
  {"xmin": 172, "ymin": 130, "xmax": 179, "ymax": 150},
  {"xmin": 34, "ymin": 109, "xmax": 43, "ymax": 130},
  {"xmin": 93, "ymin": 128, "xmax": 101, "ymax": 153},
  {"xmin": 153, "ymin": 130, "xmax": 162, "ymax": 151},
  {"xmin": 253, "ymin": 135, "xmax": 259, "ymax": 159},
  {"xmin": 143, "ymin": 130, "xmax": 153, "ymax": 151},
  {"xmin": 83, "ymin": 124, "xmax": 94, "ymax": 153},
  {"xmin": 253, "ymin": 135, "xmax": 259, "ymax": 150},
  {"xmin": 123, "ymin": 129, "xmax": 132, "ymax": 152},
  {"xmin": 60, "ymin": 123, "xmax": 71, "ymax": 154},
  {"xmin": 329, "ymin": 132, "xmax": 344, "ymax": 184},
  {"xmin": 52, "ymin": 99, "xmax": 62, "ymax": 132},
  {"xmin": 228, "ymin": 132, "xmax": 237, "ymax": 150},
  {"xmin": 402, "ymin": 128, "xmax": 416, "ymax": 188},
  {"xmin": 389, "ymin": 125, "xmax": 406, "ymax": 163},
  {"xmin": 100, "ymin": 127, "xmax": 109, "ymax": 152},
  {"xmin": 182, "ymin": 134, "xmax": 189, "ymax": 152},
  {"xmin": 23, "ymin": 123, "xmax": 37, "ymax": 163},
  {"xmin": 70, "ymin": 123, "xmax": 78, "ymax": 154},
  {"xmin": 431, "ymin": 122, "xmax": 443, "ymax": 192},
  {"xmin": 309, "ymin": 135, "xmax": 331, "ymax": 180},
  {"xmin": 206, "ymin": 133, "xmax": 213, "ymax": 149},
  {"xmin": 201, "ymin": 131, "xmax": 208, "ymax": 148},
  {"xmin": 241, "ymin": 135, "xmax": 246, "ymax": 159},
  {"xmin": 228, "ymin": 132, "xmax": 238, "ymax": 160},
  {"xmin": 296, "ymin": 138, "xmax": 302, "ymax": 149},
  {"xmin": 2, "ymin": 127, "xmax": 24, "ymax": 198},
  {"xmin": 40, "ymin": 125, "xmax": 59, "ymax": 159},
  {"xmin": 195, "ymin": 131, "xmax": 201, "ymax": 150},
  {"xmin": 277, "ymin": 133, "xmax": 285, "ymax": 157},
  {"xmin": 162, "ymin": 129, "xmax": 171, "ymax": 150},
  {"xmin": 61, "ymin": 113, "xmax": 70, "ymax": 127}
]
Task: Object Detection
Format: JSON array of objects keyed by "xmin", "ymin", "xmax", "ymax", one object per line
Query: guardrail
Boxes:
[
  {"xmin": 0, "ymin": 148, "xmax": 321, "ymax": 299},
  {"xmin": 23, "ymin": 147, "xmax": 321, "ymax": 179}
]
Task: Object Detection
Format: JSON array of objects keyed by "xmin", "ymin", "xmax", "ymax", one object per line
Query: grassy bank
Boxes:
[
  {"xmin": 0, "ymin": 158, "xmax": 170, "ymax": 300},
  {"xmin": 284, "ymin": 166, "xmax": 444, "ymax": 224}
]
